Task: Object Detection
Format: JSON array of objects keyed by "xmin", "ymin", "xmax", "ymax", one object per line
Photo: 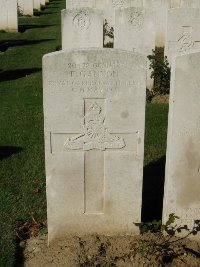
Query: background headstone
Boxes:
[
  {"xmin": 115, "ymin": 7, "xmax": 155, "ymax": 89},
  {"xmin": 131, "ymin": 0, "xmax": 143, "ymax": 7},
  {"xmin": 0, "ymin": 0, "xmax": 18, "ymax": 32},
  {"xmin": 66, "ymin": 0, "xmax": 95, "ymax": 8},
  {"xmin": 18, "ymin": 0, "xmax": 33, "ymax": 16},
  {"xmin": 144, "ymin": 0, "xmax": 170, "ymax": 47},
  {"xmin": 163, "ymin": 51, "xmax": 200, "ymax": 240},
  {"xmin": 61, "ymin": 8, "xmax": 103, "ymax": 49},
  {"xmin": 180, "ymin": 0, "xmax": 200, "ymax": 8},
  {"xmin": 165, "ymin": 8, "xmax": 200, "ymax": 65},
  {"xmin": 43, "ymin": 49, "xmax": 146, "ymax": 241},
  {"xmin": 170, "ymin": 0, "xmax": 181, "ymax": 7},
  {"xmin": 40, "ymin": 0, "xmax": 45, "ymax": 6},
  {"xmin": 95, "ymin": 0, "xmax": 131, "ymax": 29},
  {"xmin": 33, "ymin": 0, "xmax": 41, "ymax": 10}
]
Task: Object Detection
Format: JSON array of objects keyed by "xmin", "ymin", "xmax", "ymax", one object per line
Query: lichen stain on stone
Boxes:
[
  {"xmin": 176, "ymin": 139, "xmax": 200, "ymax": 208},
  {"xmin": 121, "ymin": 111, "xmax": 129, "ymax": 119}
]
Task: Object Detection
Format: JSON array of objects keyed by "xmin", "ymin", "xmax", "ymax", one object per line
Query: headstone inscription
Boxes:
[
  {"xmin": 18, "ymin": 0, "xmax": 33, "ymax": 16},
  {"xmin": 115, "ymin": 7, "xmax": 155, "ymax": 89},
  {"xmin": 163, "ymin": 51, "xmax": 200, "ymax": 240},
  {"xmin": 43, "ymin": 49, "xmax": 146, "ymax": 242},
  {"xmin": 61, "ymin": 8, "xmax": 103, "ymax": 49},
  {"xmin": 0, "ymin": 0, "xmax": 18, "ymax": 32},
  {"xmin": 165, "ymin": 8, "xmax": 200, "ymax": 65}
]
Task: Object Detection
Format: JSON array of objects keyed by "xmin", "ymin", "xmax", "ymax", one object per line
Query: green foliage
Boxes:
[
  {"xmin": 146, "ymin": 88, "xmax": 153, "ymax": 103},
  {"xmin": 134, "ymin": 214, "xmax": 200, "ymax": 265},
  {"xmin": 103, "ymin": 19, "xmax": 114, "ymax": 48},
  {"xmin": 0, "ymin": 0, "xmax": 65, "ymax": 264},
  {"xmin": 17, "ymin": 4, "xmax": 23, "ymax": 17},
  {"xmin": 148, "ymin": 48, "xmax": 171, "ymax": 95}
]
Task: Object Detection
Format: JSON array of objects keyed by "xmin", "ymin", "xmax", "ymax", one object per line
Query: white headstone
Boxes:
[
  {"xmin": 144, "ymin": 0, "xmax": 170, "ymax": 47},
  {"xmin": 18, "ymin": 0, "xmax": 33, "ymax": 16},
  {"xmin": 33, "ymin": 0, "xmax": 40, "ymax": 10},
  {"xmin": 95, "ymin": 0, "xmax": 131, "ymax": 28},
  {"xmin": 40, "ymin": 0, "xmax": 45, "ymax": 6},
  {"xmin": 131, "ymin": 0, "xmax": 143, "ymax": 7},
  {"xmin": 43, "ymin": 49, "xmax": 146, "ymax": 241},
  {"xmin": 115, "ymin": 7, "xmax": 155, "ymax": 89},
  {"xmin": 170, "ymin": 0, "xmax": 180, "ymax": 7},
  {"xmin": 180, "ymin": 0, "xmax": 200, "ymax": 8},
  {"xmin": 66, "ymin": 0, "xmax": 95, "ymax": 8},
  {"xmin": 0, "ymin": 0, "xmax": 18, "ymax": 32},
  {"xmin": 61, "ymin": 8, "xmax": 103, "ymax": 49},
  {"xmin": 163, "ymin": 51, "xmax": 200, "ymax": 240},
  {"xmin": 165, "ymin": 8, "xmax": 200, "ymax": 65}
]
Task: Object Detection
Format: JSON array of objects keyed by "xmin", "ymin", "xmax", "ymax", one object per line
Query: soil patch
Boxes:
[
  {"xmin": 23, "ymin": 233, "xmax": 200, "ymax": 267},
  {"xmin": 151, "ymin": 94, "xmax": 169, "ymax": 104}
]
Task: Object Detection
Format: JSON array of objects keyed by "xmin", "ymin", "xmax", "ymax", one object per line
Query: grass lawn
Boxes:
[
  {"xmin": 0, "ymin": 0, "xmax": 65, "ymax": 266},
  {"xmin": 0, "ymin": 1, "xmax": 169, "ymax": 265}
]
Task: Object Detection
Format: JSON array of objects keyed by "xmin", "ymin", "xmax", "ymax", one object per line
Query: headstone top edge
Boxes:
[
  {"xmin": 62, "ymin": 7, "xmax": 103, "ymax": 13},
  {"xmin": 43, "ymin": 48, "xmax": 147, "ymax": 60},
  {"xmin": 172, "ymin": 50, "xmax": 200, "ymax": 62}
]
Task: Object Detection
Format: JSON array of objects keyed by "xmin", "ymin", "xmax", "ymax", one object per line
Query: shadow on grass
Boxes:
[
  {"xmin": 14, "ymin": 237, "xmax": 25, "ymax": 267},
  {"xmin": 18, "ymin": 24, "xmax": 55, "ymax": 33},
  {"xmin": 0, "ymin": 68, "xmax": 42, "ymax": 82},
  {"xmin": 141, "ymin": 156, "xmax": 166, "ymax": 223},
  {"xmin": 0, "ymin": 38, "xmax": 54, "ymax": 52},
  {"xmin": 0, "ymin": 146, "xmax": 23, "ymax": 161}
]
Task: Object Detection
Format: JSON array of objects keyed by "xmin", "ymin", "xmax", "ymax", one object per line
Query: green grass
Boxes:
[
  {"xmin": 0, "ymin": 1, "xmax": 169, "ymax": 265},
  {"xmin": 145, "ymin": 103, "xmax": 169, "ymax": 166},
  {"xmin": 0, "ymin": 0, "xmax": 65, "ymax": 266}
]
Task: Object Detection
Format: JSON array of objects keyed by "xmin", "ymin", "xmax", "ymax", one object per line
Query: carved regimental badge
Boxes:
[
  {"xmin": 112, "ymin": 0, "xmax": 125, "ymax": 8},
  {"xmin": 64, "ymin": 102, "xmax": 125, "ymax": 151},
  {"xmin": 128, "ymin": 10, "xmax": 144, "ymax": 31},
  {"xmin": 73, "ymin": 10, "xmax": 91, "ymax": 32},
  {"xmin": 178, "ymin": 27, "xmax": 194, "ymax": 53}
]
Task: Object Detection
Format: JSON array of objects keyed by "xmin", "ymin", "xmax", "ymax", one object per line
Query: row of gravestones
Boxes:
[
  {"xmin": 43, "ymin": 0, "xmax": 200, "ymax": 243},
  {"xmin": 62, "ymin": 0, "xmax": 200, "ymax": 89},
  {"xmin": 0, "ymin": 0, "xmax": 49, "ymax": 32}
]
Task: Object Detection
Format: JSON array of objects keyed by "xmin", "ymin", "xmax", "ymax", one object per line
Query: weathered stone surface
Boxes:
[
  {"xmin": 40, "ymin": 0, "xmax": 45, "ymax": 6},
  {"xmin": 66, "ymin": 0, "xmax": 95, "ymax": 8},
  {"xmin": 0, "ymin": 0, "xmax": 18, "ymax": 32},
  {"xmin": 43, "ymin": 49, "xmax": 146, "ymax": 242},
  {"xmin": 163, "ymin": 52, "xmax": 200, "ymax": 240},
  {"xmin": 115, "ymin": 7, "xmax": 155, "ymax": 89},
  {"xmin": 131, "ymin": 0, "xmax": 143, "ymax": 7},
  {"xmin": 170, "ymin": 0, "xmax": 181, "ymax": 7},
  {"xmin": 180, "ymin": 0, "xmax": 200, "ymax": 8},
  {"xmin": 61, "ymin": 8, "xmax": 103, "ymax": 49},
  {"xmin": 33, "ymin": 0, "xmax": 41, "ymax": 10},
  {"xmin": 95, "ymin": 0, "xmax": 131, "ymax": 28},
  {"xmin": 165, "ymin": 8, "xmax": 200, "ymax": 65},
  {"xmin": 144, "ymin": 0, "xmax": 170, "ymax": 47},
  {"xmin": 18, "ymin": 0, "xmax": 33, "ymax": 16}
]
